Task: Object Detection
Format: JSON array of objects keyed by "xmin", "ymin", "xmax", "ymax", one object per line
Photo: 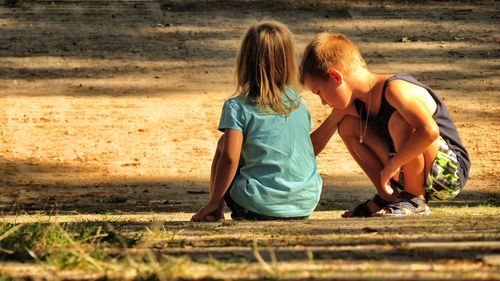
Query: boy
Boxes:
[{"xmin": 302, "ymin": 33, "xmax": 470, "ymax": 217}]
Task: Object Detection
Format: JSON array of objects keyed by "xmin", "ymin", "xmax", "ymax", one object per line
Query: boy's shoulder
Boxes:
[
  {"xmin": 384, "ymin": 73, "xmax": 427, "ymax": 94},
  {"xmin": 386, "ymin": 78, "xmax": 418, "ymax": 95},
  {"xmin": 384, "ymin": 74, "xmax": 438, "ymax": 115},
  {"xmin": 385, "ymin": 76, "xmax": 428, "ymax": 100}
]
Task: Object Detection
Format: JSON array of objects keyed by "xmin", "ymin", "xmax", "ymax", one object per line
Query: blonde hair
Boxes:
[
  {"xmin": 300, "ymin": 33, "xmax": 367, "ymax": 83},
  {"xmin": 235, "ymin": 20, "xmax": 299, "ymax": 115}
]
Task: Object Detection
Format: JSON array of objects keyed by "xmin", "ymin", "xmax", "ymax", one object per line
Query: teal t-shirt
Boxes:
[{"xmin": 218, "ymin": 88, "xmax": 322, "ymax": 218}]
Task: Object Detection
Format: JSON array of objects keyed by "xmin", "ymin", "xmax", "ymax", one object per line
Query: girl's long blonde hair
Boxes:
[{"xmin": 235, "ymin": 20, "xmax": 299, "ymax": 115}]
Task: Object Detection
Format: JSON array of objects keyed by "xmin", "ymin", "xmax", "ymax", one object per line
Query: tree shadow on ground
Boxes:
[
  {"xmin": 0, "ymin": 216, "xmax": 498, "ymax": 279},
  {"xmin": 0, "ymin": 158, "xmax": 497, "ymax": 214},
  {"xmin": 0, "ymin": 0, "xmax": 498, "ymax": 97}
]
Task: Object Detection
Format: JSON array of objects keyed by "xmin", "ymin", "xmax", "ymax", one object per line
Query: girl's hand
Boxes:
[
  {"xmin": 380, "ymin": 162, "xmax": 400, "ymax": 195},
  {"xmin": 191, "ymin": 200, "xmax": 225, "ymax": 222}
]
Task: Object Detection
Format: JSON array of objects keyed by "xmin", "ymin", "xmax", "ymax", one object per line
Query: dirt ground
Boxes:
[
  {"xmin": 1, "ymin": 0, "xmax": 498, "ymax": 213},
  {"xmin": 0, "ymin": 0, "xmax": 499, "ymax": 279}
]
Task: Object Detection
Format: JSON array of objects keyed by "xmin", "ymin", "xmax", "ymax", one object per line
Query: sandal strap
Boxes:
[
  {"xmin": 384, "ymin": 191, "xmax": 429, "ymax": 215},
  {"xmin": 398, "ymin": 191, "xmax": 417, "ymax": 200},
  {"xmin": 390, "ymin": 178, "xmax": 405, "ymax": 190},
  {"xmin": 398, "ymin": 191, "xmax": 427, "ymax": 206},
  {"xmin": 372, "ymin": 194, "xmax": 391, "ymax": 208},
  {"xmin": 385, "ymin": 201, "xmax": 418, "ymax": 214},
  {"xmin": 352, "ymin": 200, "xmax": 372, "ymax": 217},
  {"xmin": 352, "ymin": 194, "xmax": 391, "ymax": 217}
]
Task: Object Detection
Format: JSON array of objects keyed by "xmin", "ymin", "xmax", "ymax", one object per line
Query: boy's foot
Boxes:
[
  {"xmin": 376, "ymin": 191, "xmax": 431, "ymax": 216},
  {"xmin": 342, "ymin": 194, "xmax": 391, "ymax": 218}
]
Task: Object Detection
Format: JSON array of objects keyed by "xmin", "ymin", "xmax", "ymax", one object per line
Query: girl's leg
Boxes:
[
  {"xmin": 338, "ymin": 116, "xmax": 397, "ymax": 202},
  {"xmin": 388, "ymin": 112, "xmax": 439, "ymax": 198}
]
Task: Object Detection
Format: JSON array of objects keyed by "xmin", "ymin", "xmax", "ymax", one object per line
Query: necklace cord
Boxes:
[{"xmin": 359, "ymin": 74, "xmax": 373, "ymax": 144}]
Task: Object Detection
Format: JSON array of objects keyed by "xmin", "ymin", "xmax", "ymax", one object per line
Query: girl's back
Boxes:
[{"xmin": 219, "ymin": 88, "xmax": 322, "ymax": 217}]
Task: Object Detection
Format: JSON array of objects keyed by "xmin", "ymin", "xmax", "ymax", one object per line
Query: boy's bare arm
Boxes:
[
  {"xmin": 381, "ymin": 81, "xmax": 439, "ymax": 189},
  {"xmin": 310, "ymin": 109, "xmax": 346, "ymax": 156}
]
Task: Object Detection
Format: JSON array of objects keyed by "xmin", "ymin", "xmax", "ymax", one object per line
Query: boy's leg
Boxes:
[
  {"xmin": 338, "ymin": 116, "xmax": 397, "ymax": 202},
  {"xmin": 387, "ymin": 112, "xmax": 439, "ymax": 199}
]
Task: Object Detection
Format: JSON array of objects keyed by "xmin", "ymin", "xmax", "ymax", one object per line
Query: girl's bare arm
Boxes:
[
  {"xmin": 192, "ymin": 129, "xmax": 243, "ymax": 221},
  {"xmin": 210, "ymin": 129, "xmax": 243, "ymax": 203}
]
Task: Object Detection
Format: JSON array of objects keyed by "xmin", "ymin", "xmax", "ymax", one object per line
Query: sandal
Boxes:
[
  {"xmin": 348, "ymin": 194, "xmax": 391, "ymax": 217},
  {"xmin": 380, "ymin": 191, "xmax": 431, "ymax": 217}
]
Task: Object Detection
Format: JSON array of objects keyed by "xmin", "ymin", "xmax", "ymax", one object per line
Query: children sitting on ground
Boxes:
[
  {"xmin": 192, "ymin": 20, "xmax": 323, "ymax": 221},
  {"xmin": 300, "ymin": 33, "xmax": 470, "ymax": 217}
]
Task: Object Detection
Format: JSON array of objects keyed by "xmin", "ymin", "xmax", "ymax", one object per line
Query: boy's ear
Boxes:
[{"xmin": 327, "ymin": 69, "xmax": 343, "ymax": 84}]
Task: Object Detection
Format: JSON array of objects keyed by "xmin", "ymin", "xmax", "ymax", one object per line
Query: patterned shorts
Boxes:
[{"xmin": 393, "ymin": 136, "xmax": 462, "ymax": 201}]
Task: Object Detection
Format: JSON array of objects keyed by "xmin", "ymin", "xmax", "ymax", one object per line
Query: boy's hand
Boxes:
[
  {"xmin": 191, "ymin": 200, "xmax": 225, "ymax": 222},
  {"xmin": 380, "ymin": 162, "xmax": 400, "ymax": 195}
]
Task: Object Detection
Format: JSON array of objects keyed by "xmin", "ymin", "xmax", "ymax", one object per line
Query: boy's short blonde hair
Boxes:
[{"xmin": 300, "ymin": 33, "xmax": 367, "ymax": 83}]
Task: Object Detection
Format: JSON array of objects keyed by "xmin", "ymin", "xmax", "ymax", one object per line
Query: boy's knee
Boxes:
[{"xmin": 338, "ymin": 116, "xmax": 358, "ymax": 140}]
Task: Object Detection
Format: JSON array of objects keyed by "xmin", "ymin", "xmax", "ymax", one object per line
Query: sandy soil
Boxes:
[
  {"xmin": 0, "ymin": 0, "xmax": 498, "ymax": 213},
  {"xmin": 0, "ymin": 1, "xmax": 499, "ymax": 279}
]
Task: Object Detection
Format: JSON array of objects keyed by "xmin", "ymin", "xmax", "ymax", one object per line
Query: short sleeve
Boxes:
[
  {"xmin": 218, "ymin": 99, "xmax": 245, "ymax": 132},
  {"xmin": 300, "ymin": 97, "xmax": 313, "ymax": 130}
]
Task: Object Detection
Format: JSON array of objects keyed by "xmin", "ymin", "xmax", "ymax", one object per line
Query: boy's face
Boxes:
[{"xmin": 304, "ymin": 73, "xmax": 350, "ymax": 109}]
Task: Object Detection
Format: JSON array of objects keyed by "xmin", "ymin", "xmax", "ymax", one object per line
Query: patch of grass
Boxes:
[
  {"xmin": 431, "ymin": 204, "xmax": 499, "ymax": 216},
  {"xmin": 0, "ymin": 276, "xmax": 21, "ymax": 281},
  {"xmin": 143, "ymin": 222, "xmax": 191, "ymax": 241},
  {"xmin": 435, "ymin": 202, "xmax": 497, "ymax": 208},
  {"xmin": 181, "ymin": 221, "xmax": 219, "ymax": 233},
  {"xmin": 0, "ymin": 223, "xmax": 65, "ymax": 260},
  {"xmin": 0, "ymin": 223, "xmax": 139, "ymax": 264},
  {"xmin": 0, "ymin": 222, "xmax": 203, "ymax": 278},
  {"xmin": 0, "ymin": 209, "xmax": 498, "ymax": 279}
]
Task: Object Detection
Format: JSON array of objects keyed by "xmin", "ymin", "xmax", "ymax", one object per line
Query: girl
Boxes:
[{"xmin": 192, "ymin": 20, "xmax": 322, "ymax": 222}]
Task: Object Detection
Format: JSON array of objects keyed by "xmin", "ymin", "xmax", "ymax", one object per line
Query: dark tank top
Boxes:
[{"xmin": 355, "ymin": 73, "xmax": 470, "ymax": 187}]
